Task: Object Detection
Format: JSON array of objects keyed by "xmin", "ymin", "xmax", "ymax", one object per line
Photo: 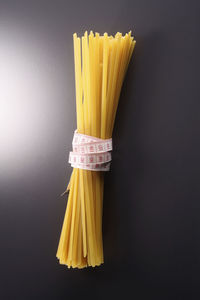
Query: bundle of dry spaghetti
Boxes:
[{"xmin": 56, "ymin": 30, "xmax": 136, "ymax": 268}]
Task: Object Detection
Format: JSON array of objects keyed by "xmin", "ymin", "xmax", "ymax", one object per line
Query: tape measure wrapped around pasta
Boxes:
[{"xmin": 56, "ymin": 31, "xmax": 136, "ymax": 268}]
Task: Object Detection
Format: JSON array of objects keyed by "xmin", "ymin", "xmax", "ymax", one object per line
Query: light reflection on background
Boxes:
[{"xmin": 0, "ymin": 19, "xmax": 74, "ymax": 180}]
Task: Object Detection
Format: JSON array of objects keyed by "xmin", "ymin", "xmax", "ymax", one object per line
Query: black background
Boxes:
[{"xmin": 0, "ymin": 0, "xmax": 200, "ymax": 299}]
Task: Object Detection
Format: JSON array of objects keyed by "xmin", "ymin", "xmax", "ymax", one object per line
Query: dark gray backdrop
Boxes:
[{"xmin": 0, "ymin": 0, "xmax": 200, "ymax": 299}]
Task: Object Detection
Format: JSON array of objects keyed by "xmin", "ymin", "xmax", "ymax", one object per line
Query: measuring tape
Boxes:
[{"xmin": 68, "ymin": 130, "xmax": 112, "ymax": 171}]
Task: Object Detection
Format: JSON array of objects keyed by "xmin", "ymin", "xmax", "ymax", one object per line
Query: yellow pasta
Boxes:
[{"xmin": 56, "ymin": 31, "xmax": 136, "ymax": 268}]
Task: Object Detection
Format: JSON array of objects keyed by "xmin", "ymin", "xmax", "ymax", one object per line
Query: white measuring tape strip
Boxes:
[{"xmin": 68, "ymin": 130, "xmax": 112, "ymax": 171}]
